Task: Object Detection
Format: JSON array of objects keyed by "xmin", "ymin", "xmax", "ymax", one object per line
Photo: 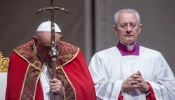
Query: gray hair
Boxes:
[{"xmin": 114, "ymin": 8, "xmax": 141, "ymax": 25}]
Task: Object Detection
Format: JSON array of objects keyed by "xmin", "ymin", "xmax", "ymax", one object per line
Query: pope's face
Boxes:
[
  {"xmin": 35, "ymin": 32, "xmax": 61, "ymax": 62},
  {"xmin": 113, "ymin": 12, "xmax": 142, "ymax": 45}
]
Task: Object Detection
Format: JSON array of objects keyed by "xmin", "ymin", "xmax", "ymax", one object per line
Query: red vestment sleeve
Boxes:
[
  {"xmin": 146, "ymin": 82, "xmax": 156, "ymax": 100},
  {"xmin": 118, "ymin": 92, "xmax": 124, "ymax": 100},
  {"xmin": 63, "ymin": 51, "xmax": 96, "ymax": 100},
  {"xmin": 117, "ymin": 82, "xmax": 157, "ymax": 100}
]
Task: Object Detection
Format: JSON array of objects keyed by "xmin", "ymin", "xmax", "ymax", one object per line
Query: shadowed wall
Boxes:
[
  {"xmin": 0, "ymin": 0, "xmax": 85, "ymax": 57},
  {"xmin": 0, "ymin": 0, "xmax": 175, "ymax": 74}
]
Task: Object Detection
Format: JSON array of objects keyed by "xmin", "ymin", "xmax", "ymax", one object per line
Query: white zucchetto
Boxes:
[{"xmin": 36, "ymin": 21, "xmax": 61, "ymax": 32}]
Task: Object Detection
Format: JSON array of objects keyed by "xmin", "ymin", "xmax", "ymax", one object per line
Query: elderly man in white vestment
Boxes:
[{"xmin": 88, "ymin": 8, "xmax": 175, "ymax": 100}]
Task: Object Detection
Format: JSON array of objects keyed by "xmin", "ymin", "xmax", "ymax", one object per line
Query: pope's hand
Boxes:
[{"xmin": 49, "ymin": 78, "xmax": 64, "ymax": 95}]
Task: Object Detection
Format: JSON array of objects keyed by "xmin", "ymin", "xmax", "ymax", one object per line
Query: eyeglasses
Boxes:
[{"xmin": 117, "ymin": 23, "xmax": 138, "ymax": 29}]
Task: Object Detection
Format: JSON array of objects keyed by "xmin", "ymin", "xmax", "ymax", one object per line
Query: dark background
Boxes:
[{"xmin": 0, "ymin": 0, "xmax": 175, "ymax": 74}]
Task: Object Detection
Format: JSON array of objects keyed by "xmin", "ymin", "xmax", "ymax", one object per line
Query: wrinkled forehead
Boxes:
[{"xmin": 118, "ymin": 12, "xmax": 138, "ymax": 23}]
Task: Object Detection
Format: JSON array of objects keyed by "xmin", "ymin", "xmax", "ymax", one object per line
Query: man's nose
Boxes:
[
  {"xmin": 126, "ymin": 26, "xmax": 132, "ymax": 34},
  {"xmin": 126, "ymin": 25, "xmax": 132, "ymax": 31}
]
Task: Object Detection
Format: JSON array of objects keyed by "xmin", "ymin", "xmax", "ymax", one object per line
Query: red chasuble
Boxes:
[{"xmin": 6, "ymin": 40, "xmax": 96, "ymax": 100}]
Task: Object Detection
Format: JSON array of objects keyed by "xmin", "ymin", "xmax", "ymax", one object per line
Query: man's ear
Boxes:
[
  {"xmin": 113, "ymin": 25, "xmax": 118, "ymax": 35},
  {"xmin": 33, "ymin": 36, "xmax": 37, "ymax": 44},
  {"xmin": 138, "ymin": 24, "xmax": 142, "ymax": 34}
]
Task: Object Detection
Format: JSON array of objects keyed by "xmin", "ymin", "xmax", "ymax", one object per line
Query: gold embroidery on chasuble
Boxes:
[
  {"xmin": 14, "ymin": 40, "xmax": 79, "ymax": 100},
  {"xmin": 14, "ymin": 40, "xmax": 43, "ymax": 100},
  {"xmin": 50, "ymin": 41, "xmax": 79, "ymax": 100}
]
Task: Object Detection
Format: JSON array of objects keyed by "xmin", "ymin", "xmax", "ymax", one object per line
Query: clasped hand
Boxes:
[{"xmin": 121, "ymin": 71, "xmax": 149, "ymax": 93}]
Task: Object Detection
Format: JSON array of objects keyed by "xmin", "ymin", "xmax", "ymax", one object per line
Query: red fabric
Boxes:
[
  {"xmin": 117, "ymin": 82, "xmax": 157, "ymax": 100},
  {"xmin": 6, "ymin": 52, "xmax": 44, "ymax": 100},
  {"xmin": 63, "ymin": 51, "xmax": 96, "ymax": 100},
  {"xmin": 35, "ymin": 80, "xmax": 44, "ymax": 100},
  {"xmin": 146, "ymin": 82, "xmax": 156, "ymax": 100},
  {"xmin": 6, "ymin": 52, "xmax": 30, "ymax": 100},
  {"xmin": 118, "ymin": 92, "xmax": 123, "ymax": 100},
  {"xmin": 6, "ymin": 51, "xmax": 96, "ymax": 100}
]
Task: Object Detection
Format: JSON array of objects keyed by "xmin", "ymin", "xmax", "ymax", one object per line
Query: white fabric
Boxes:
[
  {"xmin": 40, "ymin": 64, "xmax": 52, "ymax": 100},
  {"xmin": 37, "ymin": 21, "xmax": 61, "ymax": 32},
  {"xmin": 40, "ymin": 64, "xmax": 62, "ymax": 100},
  {"xmin": 0, "ymin": 73, "xmax": 7, "ymax": 100},
  {"xmin": 89, "ymin": 46, "xmax": 175, "ymax": 100},
  {"xmin": 120, "ymin": 56, "xmax": 146, "ymax": 100}
]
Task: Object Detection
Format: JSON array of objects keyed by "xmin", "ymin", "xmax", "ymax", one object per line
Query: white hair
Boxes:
[{"xmin": 114, "ymin": 8, "xmax": 141, "ymax": 25}]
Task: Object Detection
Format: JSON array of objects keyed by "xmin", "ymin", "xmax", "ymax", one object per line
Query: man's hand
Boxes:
[
  {"xmin": 121, "ymin": 74, "xmax": 135, "ymax": 92},
  {"xmin": 49, "ymin": 78, "xmax": 64, "ymax": 95},
  {"xmin": 131, "ymin": 71, "xmax": 149, "ymax": 92},
  {"xmin": 122, "ymin": 71, "xmax": 149, "ymax": 93}
]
